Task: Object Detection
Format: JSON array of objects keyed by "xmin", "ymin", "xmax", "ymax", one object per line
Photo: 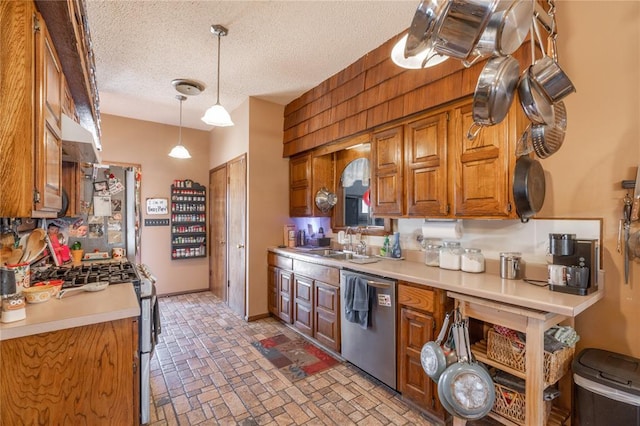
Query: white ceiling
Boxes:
[{"xmin": 85, "ymin": 1, "xmax": 418, "ymax": 131}]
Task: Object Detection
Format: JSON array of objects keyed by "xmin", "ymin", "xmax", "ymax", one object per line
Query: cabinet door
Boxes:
[
  {"xmin": 314, "ymin": 281, "xmax": 340, "ymax": 352},
  {"xmin": 278, "ymin": 269, "xmax": 293, "ymax": 324},
  {"xmin": 289, "ymin": 152, "xmax": 313, "ymax": 216},
  {"xmin": 267, "ymin": 266, "xmax": 279, "ymax": 316},
  {"xmin": 405, "ymin": 112, "xmax": 449, "ymax": 217},
  {"xmin": 371, "ymin": 126, "xmax": 404, "ymax": 216},
  {"xmin": 293, "ymin": 275, "xmax": 313, "ymax": 336},
  {"xmin": 399, "ymin": 307, "xmax": 440, "ymax": 414},
  {"xmin": 34, "ymin": 13, "xmax": 62, "ymax": 215},
  {"xmin": 451, "ymin": 101, "xmax": 514, "ymax": 218}
]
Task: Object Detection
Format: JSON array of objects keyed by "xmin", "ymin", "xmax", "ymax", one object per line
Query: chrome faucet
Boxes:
[{"xmin": 344, "ymin": 226, "xmax": 355, "ymax": 252}]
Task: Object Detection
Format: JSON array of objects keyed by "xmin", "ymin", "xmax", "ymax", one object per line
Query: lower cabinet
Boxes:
[
  {"xmin": 0, "ymin": 318, "xmax": 139, "ymax": 425},
  {"xmin": 267, "ymin": 252, "xmax": 340, "ymax": 352},
  {"xmin": 397, "ymin": 282, "xmax": 453, "ymax": 422}
]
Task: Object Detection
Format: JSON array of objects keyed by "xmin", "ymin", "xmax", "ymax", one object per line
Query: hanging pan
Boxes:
[
  {"xmin": 404, "ymin": 0, "xmax": 448, "ymax": 58},
  {"xmin": 513, "ymin": 156, "xmax": 546, "ymax": 223},
  {"xmin": 467, "ymin": 54, "xmax": 520, "ymax": 140},
  {"xmin": 437, "ymin": 318, "xmax": 495, "ymax": 420},
  {"xmin": 474, "ymin": 0, "xmax": 532, "ymax": 57},
  {"xmin": 517, "ymin": 101, "xmax": 567, "ymax": 159},
  {"xmin": 421, "ymin": 311, "xmax": 452, "ymax": 382}
]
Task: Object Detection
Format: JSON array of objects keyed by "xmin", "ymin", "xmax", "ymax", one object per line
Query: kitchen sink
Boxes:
[{"xmin": 303, "ymin": 249, "xmax": 377, "ymax": 262}]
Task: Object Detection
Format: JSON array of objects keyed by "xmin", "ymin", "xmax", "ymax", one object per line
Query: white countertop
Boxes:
[
  {"xmin": 271, "ymin": 247, "xmax": 604, "ymax": 318},
  {"xmin": 0, "ymin": 283, "xmax": 140, "ymax": 341}
]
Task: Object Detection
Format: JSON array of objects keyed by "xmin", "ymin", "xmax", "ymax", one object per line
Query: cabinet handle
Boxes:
[
  {"xmin": 237, "ymin": 244, "xmax": 245, "ymax": 249},
  {"xmin": 220, "ymin": 240, "xmax": 226, "ymax": 245}
]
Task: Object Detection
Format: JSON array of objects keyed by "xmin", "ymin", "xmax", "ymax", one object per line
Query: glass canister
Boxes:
[
  {"xmin": 425, "ymin": 243, "xmax": 442, "ymax": 267},
  {"xmin": 439, "ymin": 241, "xmax": 462, "ymax": 270},
  {"xmin": 461, "ymin": 248, "xmax": 485, "ymax": 273}
]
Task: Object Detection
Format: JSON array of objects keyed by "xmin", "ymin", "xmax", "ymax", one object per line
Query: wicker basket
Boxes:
[
  {"xmin": 486, "ymin": 329, "xmax": 574, "ymax": 385},
  {"xmin": 492, "ymin": 381, "xmax": 552, "ymax": 425}
]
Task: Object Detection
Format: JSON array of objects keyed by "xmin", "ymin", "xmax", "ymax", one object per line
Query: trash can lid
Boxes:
[{"xmin": 573, "ymin": 348, "xmax": 640, "ymax": 396}]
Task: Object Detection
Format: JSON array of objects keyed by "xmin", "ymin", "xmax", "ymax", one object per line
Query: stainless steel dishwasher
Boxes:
[{"xmin": 340, "ymin": 269, "xmax": 397, "ymax": 390}]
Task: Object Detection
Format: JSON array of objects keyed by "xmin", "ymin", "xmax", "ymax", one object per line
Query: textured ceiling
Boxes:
[{"xmin": 84, "ymin": 1, "xmax": 418, "ymax": 131}]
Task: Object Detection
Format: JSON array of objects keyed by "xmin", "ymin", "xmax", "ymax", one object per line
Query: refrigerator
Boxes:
[{"xmin": 66, "ymin": 164, "xmax": 141, "ymax": 263}]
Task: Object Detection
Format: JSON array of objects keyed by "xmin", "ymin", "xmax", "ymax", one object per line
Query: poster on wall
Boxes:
[{"xmin": 146, "ymin": 198, "xmax": 168, "ymax": 215}]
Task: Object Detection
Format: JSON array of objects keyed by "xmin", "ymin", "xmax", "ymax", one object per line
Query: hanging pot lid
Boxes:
[{"xmin": 315, "ymin": 187, "xmax": 337, "ymax": 213}]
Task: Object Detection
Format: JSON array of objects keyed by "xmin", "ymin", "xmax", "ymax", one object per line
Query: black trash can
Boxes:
[{"xmin": 573, "ymin": 348, "xmax": 640, "ymax": 425}]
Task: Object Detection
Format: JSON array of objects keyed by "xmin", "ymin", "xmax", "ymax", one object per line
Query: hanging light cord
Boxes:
[
  {"xmin": 178, "ymin": 97, "xmax": 183, "ymax": 144},
  {"xmin": 216, "ymin": 33, "xmax": 221, "ymax": 105}
]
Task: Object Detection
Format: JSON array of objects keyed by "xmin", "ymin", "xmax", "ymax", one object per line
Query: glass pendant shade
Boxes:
[
  {"xmin": 201, "ymin": 103, "xmax": 234, "ymax": 126},
  {"xmin": 169, "ymin": 144, "xmax": 191, "ymax": 159},
  {"xmin": 169, "ymin": 95, "xmax": 191, "ymax": 159},
  {"xmin": 391, "ymin": 34, "xmax": 448, "ymax": 70}
]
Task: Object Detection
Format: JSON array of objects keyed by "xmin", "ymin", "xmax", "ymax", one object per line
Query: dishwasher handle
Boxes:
[{"xmin": 366, "ymin": 280, "xmax": 393, "ymax": 289}]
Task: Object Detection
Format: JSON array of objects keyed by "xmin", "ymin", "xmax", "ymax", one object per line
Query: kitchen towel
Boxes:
[
  {"xmin": 344, "ymin": 275, "xmax": 370, "ymax": 329},
  {"xmin": 422, "ymin": 220, "xmax": 463, "ymax": 240}
]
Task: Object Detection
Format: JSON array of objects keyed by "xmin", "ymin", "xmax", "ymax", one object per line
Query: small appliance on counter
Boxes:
[{"xmin": 548, "ymin": 234, "xmax": 599, "ymax": 296}]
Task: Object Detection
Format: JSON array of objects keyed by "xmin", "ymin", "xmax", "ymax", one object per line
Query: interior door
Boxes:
[
  {"xmin": 209, "ymin": 165, "xmax": 227, "ymax": 300},
  {"xmin": 227, "ymin": 155, "xmax": 247, "ymax": 317}
]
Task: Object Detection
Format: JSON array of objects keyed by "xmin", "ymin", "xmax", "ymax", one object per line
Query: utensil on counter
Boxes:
[
  {"xmin": 57, "ymin": 281, "xmax": 109, "ymax": 299},
  {"xmin": 512, "ymin": 156, "xmax": 546, "ymax": 222}
]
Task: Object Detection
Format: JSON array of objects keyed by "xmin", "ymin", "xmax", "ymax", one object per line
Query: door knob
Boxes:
[{"xmin": 237, "ymin": 243, "xmax": 245, "ymax": 249}]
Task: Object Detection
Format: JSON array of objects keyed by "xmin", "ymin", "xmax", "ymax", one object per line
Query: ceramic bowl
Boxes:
[
  {"xmin": 34, "ymin": 280, "xmax": 64, "ymax": 297},
  {"xmin": 23, "ymin": 285, "xmax": 53, "ymax": 303}
]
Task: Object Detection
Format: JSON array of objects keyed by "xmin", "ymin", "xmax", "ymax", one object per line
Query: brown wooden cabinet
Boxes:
[
  {"xmin": 293, "ymin": 275, "xmax": 314, "ymax": 336},
  {"xmin": 371, "ymin": 126, "xmax": 404, "ymax": 216},
  {"xmin": 0, "ymin": 3, "xmax": 65, "ymax": 218},
  {"xmin": 370, "ymin": 98, "xmax": 521, "ymax": 220},
  {"xmin": 289, "ymin": 151, "xmax": 334, "ymax": 217},
  {"xmin": 450, "ymin": 100, "xmax": 522, "ymax": 218},
  {"xmin": 405, "ymin": 111, "xmax": 449, "ymax": 217},
  {"xmin": 33, "ymin": 11, "xmax": 63, "ymax": 216},
  {"xmin": 0, "ymin": 318, "xmax": 139, "ymax": 425},
  {"xmin": 398, "ymin": 282, "xmax": 453, "ymax": 422},
  {"xmin": 314, "ymin": 280, "xmax": 340, "ymax": 351},
  {"xmin": 267, "ymin": 253, "xmax": 294, "ymax": 324}
]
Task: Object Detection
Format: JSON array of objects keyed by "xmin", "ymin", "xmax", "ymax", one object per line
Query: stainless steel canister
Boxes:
[{"xmin": 500, "ymin": 252, "xmax": 522, "ymax": 279}]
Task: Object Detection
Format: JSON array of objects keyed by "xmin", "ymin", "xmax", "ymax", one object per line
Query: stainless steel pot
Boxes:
[
  {"xmin": 475, "ymin": 0, "xmax": 532, "ymax": 57},
  {"xmin": 468, "ymin": 55, "xmax": 520, "ymax": 140},
  {"xmin": 529, "ymin": 15, "xmax": 576, "ymax": 102},
  {"xmin": 517, "ymin": 67, "xmax": 555, "ymax": 126},
  {"xmin": 314, "ymin": 187, "xmax": 337, "ymax": 213},
  {"xmin": 405, "ymin": 0, "xmax": 448, "ymax": 58},
  {"xmin": 433, "ymin": 0, "xmax": 499, "ymax": 61}
]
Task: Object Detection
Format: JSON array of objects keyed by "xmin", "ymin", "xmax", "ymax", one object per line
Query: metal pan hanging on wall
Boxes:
[
  {"xmin": 315, "ymin": 187, "xmax": 337, "ymax": 213},
  {"xmin": 512, "ymin": 156, "xmax": 546, "ymax": 223}
]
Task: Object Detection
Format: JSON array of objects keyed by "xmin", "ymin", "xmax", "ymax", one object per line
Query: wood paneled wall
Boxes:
[{"xmin": 282, "ymin": 33, "xmax": 533, "ymax": 158}]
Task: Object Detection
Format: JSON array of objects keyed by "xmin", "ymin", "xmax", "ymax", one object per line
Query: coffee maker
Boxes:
[{"xmin": 549, "ymin": 234, "xmax": 599, "ymax": 295}]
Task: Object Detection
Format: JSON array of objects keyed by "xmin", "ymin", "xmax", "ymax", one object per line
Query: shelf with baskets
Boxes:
[
  {"xmin": 449, "ymin": 291, "xmax": 575, "ymax": 426},
  {"xmin": 170, "ymin": 179, "xmax": 206, "ymax": 259}
]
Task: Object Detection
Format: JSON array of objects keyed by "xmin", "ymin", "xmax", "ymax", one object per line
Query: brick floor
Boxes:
[{"xmin": 148, "ymin": 291, "xmax": 437, "ymax": 425}]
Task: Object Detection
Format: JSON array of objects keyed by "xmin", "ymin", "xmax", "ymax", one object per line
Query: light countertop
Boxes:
[
  {"xmin": 270, "ymin": 247, "xmax": 604, "ymax": 318},
  {"xmin": 0, "ymin": 283, "xmax": 140, "ymax": 341}
]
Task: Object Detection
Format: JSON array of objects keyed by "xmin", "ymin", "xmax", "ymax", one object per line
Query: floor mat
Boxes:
[{"xmin": 252, "ymin": 334, "xmax": 340, "ymax": 382}]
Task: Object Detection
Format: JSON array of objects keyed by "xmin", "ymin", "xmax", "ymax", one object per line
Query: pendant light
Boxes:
[
  {"xmin": 201, "ymin": 24, "xmax": 234, "ymax": 127},
  {"xmin": 169, "ymin": 95, "xmax": 192, "ymax": 159}
]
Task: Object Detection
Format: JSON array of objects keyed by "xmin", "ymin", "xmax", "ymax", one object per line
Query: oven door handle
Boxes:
[{"xmin": 366, "ymin": 280, "xmax": 393, "ymax": 289}]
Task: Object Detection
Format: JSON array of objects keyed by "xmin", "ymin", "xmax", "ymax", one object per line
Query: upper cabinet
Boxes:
[
  {"xmin": 289, "ymin": 152, "xmax": 334, "ymax": 217},
  {"xmin": 370, "ymin": 97, "xmax": 523, "ymax": 220},
  {"xmin": 33, "ymin": 11, "xmax": 63, "ymax": 215},
  {"xmin": 0, "ymin": 1, "xmax": 99, "ymax": 218}
]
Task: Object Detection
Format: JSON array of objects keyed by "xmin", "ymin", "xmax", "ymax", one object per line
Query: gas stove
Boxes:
[{"xmin": 32, "ymin": 261, "xmax": 141, "ymax": 290}]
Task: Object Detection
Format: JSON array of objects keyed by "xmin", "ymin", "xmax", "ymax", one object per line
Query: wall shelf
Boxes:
[{"xmin": 170, "ymin": 180, "xmax": 206, "ymax": 259}]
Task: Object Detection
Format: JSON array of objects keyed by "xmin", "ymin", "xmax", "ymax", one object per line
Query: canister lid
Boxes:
[{"xmin": 500, "ymin": 252, "xmax": 521, "ymax": 259}]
